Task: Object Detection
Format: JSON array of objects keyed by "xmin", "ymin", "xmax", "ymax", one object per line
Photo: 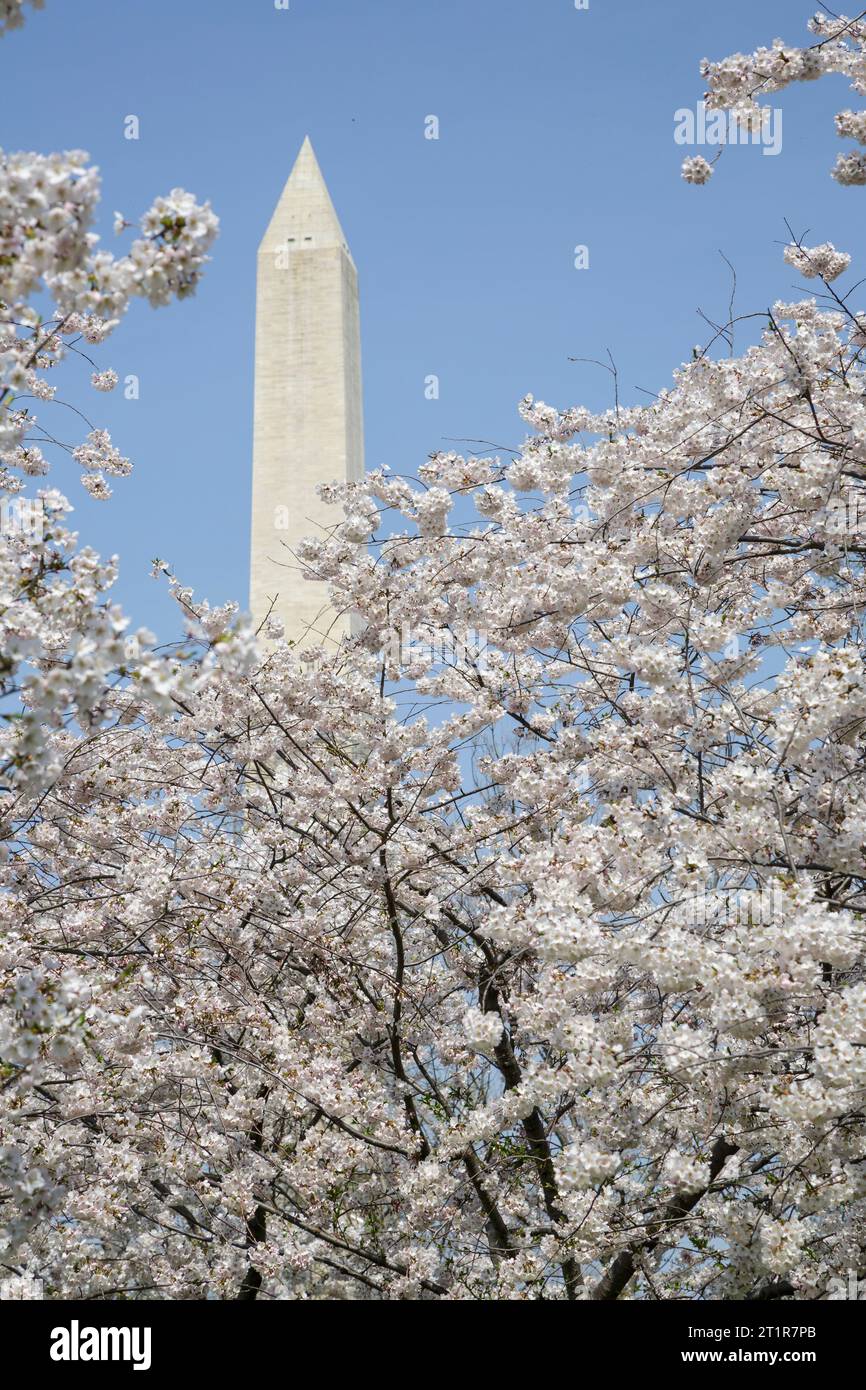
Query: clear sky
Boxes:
[{"xmin": 3, "ymin": 0, "xmax": 863, "ymax": 639}]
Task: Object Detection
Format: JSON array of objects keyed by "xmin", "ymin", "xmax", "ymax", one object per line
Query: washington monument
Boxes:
[{"xmin": 249, "ymin": 137, "xmax": 364, "ymax": 645}]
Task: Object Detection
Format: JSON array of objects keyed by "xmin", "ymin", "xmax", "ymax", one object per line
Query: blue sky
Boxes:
[{"xmin": 3, "ymin": 0, "xmax": 863, "ymax": 639}]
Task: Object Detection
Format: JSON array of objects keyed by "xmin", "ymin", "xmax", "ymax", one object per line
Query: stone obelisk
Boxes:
[{"xmin": 250, "ymin": 137, "xmax": 364, "ymax": 645}]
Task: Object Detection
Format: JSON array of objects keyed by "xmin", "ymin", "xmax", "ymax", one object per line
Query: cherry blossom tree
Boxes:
[
  {"xmin": 5, "ymin": 234, "xmax": 866, "ymax": 1298},
  {"xmin": 3, "ymin": 15, "xmax": 866, "ymax": 1303},
  {"xmin": 691, "ymin": 9, "xmax": 866, "ymax": 185},
  {"xmin": 0, "ymin": 1, "xmax": 43, "ymax": 38},
  {"xmin": 0, "ymin": 145, "xmax": 220, "ymax": 800},
  {"xmin": 0, "ymin": 133, "xmax": 229, "ymax": 1293}
]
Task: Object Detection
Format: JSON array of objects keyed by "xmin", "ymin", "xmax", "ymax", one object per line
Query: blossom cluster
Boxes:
[
  {"xmin": 783, "ymin": 240, "xmax": 852, "ymax": 281},
  {"xmin": 697, "ymin": 12, "xmax": 866, "ymax": 184},
  {"xmin": 0, "ymin": 148, "xmax": 217, "ymax": 491},
  {"xmin": 0, "ymin": 0, "xmax": 42, "ymax": 36}
]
